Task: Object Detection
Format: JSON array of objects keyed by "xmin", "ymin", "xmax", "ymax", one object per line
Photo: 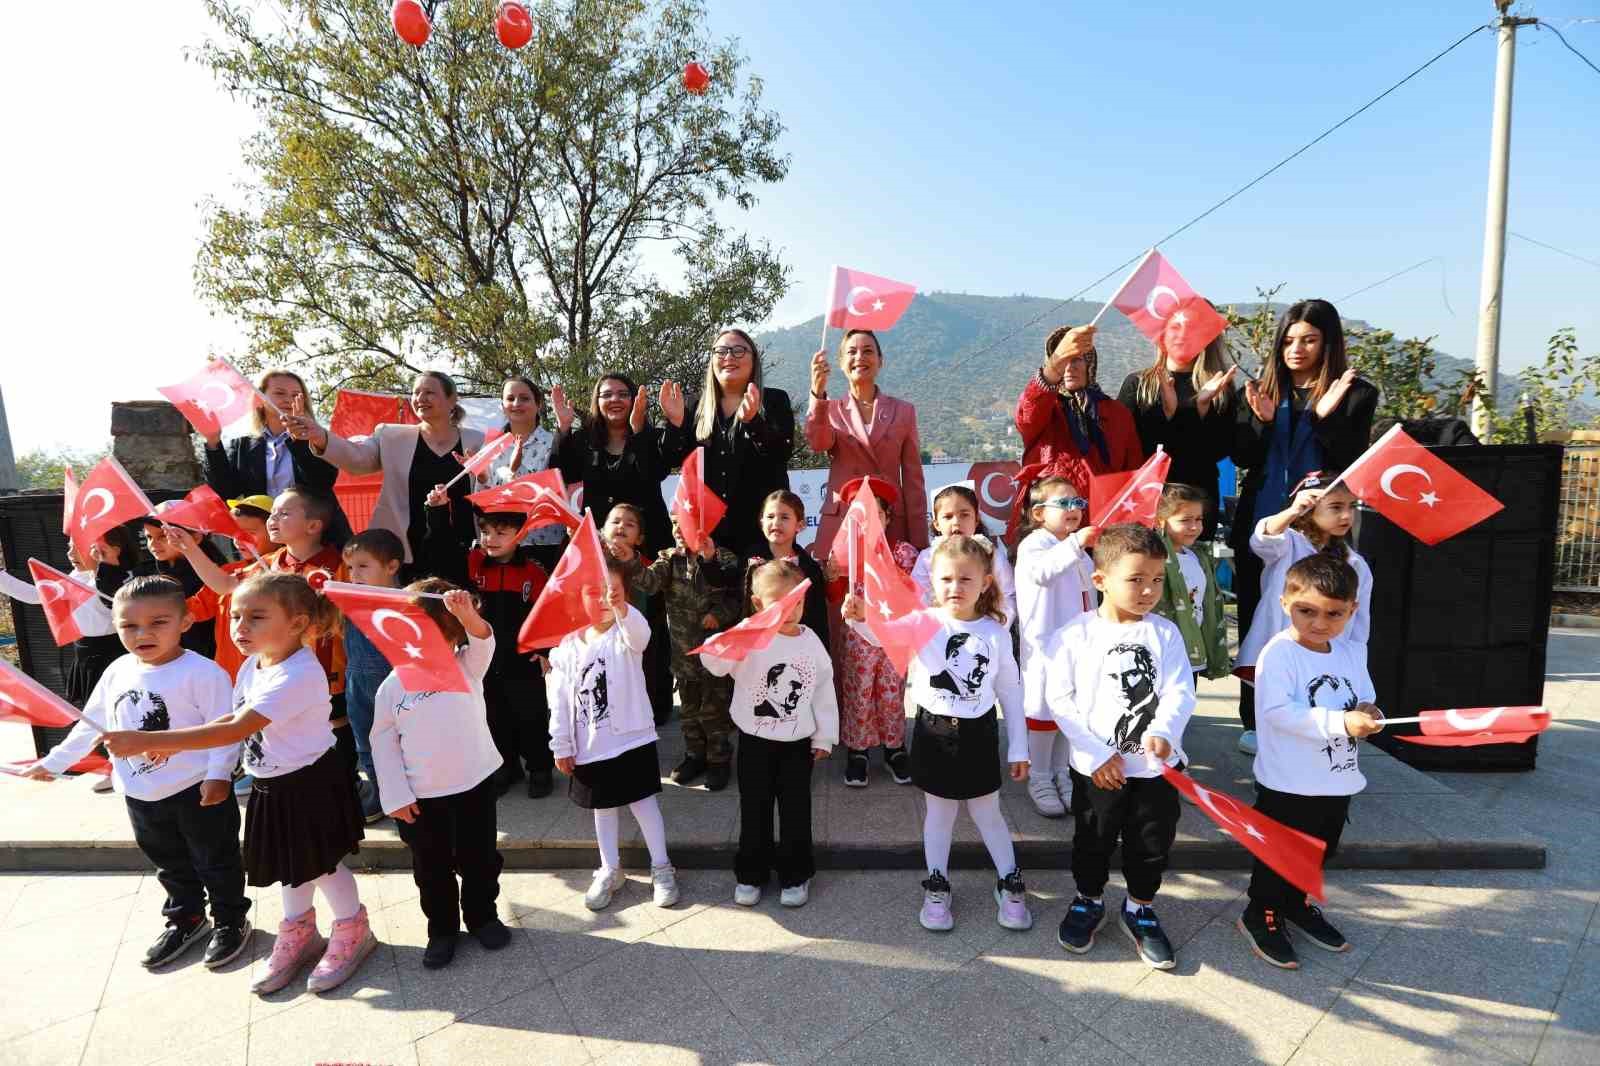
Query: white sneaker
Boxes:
[
  {"xmin": 91, "ymin": 775, "xmax": 115, "ymax": 794},
  {"xmin": 779, "ymin": 881, "xmax": 810, "ymax": 908},
  {"xmin": 650, "ymin": 863, "xmax": 680, "ymax": 908},
  {"xmin": 994, "ymin": 872, "xmax": 1034, "ymax": 931},
  {"xmin": 733, "ymin": 883, "xmax": 762, "ymax": 907},
  {"xmin": 1237, "ymin": 730, "xmax": 1258, "ymax": 756},
  {"xmin": 584, "ymin": 867, "xmax": 626, "ymax": 911},
  {"xmin": 1027, "ymin": 776, "xmax": 1066, "ymax": 817}
]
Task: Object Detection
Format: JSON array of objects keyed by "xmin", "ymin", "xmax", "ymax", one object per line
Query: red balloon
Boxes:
[
  {"xmin": 392, "ymin": 0, "xmax": 431, "ymax": 47},
  {"xmin": 496, "ymin": 2, "xmax": 534, "ymax": 50},
  {"xmin": 683, "ymin": 61, "xmax": 711, "ymax": 95}
]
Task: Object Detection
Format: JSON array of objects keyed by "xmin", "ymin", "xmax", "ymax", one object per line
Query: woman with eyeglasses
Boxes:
[
  {"xmin": 1007, "ymin": 325, "xmax": 1144, "ymax": 539},
  {"xmin": 479, "ymin": 375, "xmax": 565, "ymax": 573}
]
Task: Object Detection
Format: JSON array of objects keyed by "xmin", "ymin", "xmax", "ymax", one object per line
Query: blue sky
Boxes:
[{"xmin": 3, "ymin": 1, "xmax": 1596, "ymax": 454}]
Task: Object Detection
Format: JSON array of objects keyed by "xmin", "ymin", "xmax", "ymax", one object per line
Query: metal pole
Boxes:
[{"xmin": 0, "ymin": 385, "xmax": 17, "ymax": 494}]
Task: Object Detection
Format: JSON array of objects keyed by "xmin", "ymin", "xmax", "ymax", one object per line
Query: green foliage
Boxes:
[
  {"xmin": 16, "ymin": 445, "xmax": 108, "ymax": 491},
  {"xmin": 196, "ymin": 0, "xmax": 790, "ymax": 404}
]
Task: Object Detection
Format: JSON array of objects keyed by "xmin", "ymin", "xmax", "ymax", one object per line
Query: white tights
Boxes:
[
  {"xmin": 594, "ymin": 796, "xmax": 670, "ymax": 871},
  {"xmin": 1027, "ymin": 729, "xmax": 1072, "ymax": 780},
  {"xmin": 923, "ymin": 791, "xmax": 1017, "ymax": 878},
  {"xmin": 281, "ymin": 862, "xmax": 361, "ymax": 922}
]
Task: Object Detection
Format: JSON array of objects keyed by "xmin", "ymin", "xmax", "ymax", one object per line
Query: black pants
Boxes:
[
  {"xmin": 735, "ymin": 734, "xmax": 816, "ymax": 889},
  {"xmin": 1069, "ymin": 770, "xmax": 1180, "ymax": 902},
  {"xmin": 1248, "ymin": 786, "xmax": 1349, "ymax": 911},
  {"xmin": 483, "ymin": 675, "xmax": 552, "ymax": 773},
  {"xmin": 395, "ymin": 776, "xmax": 504, "ymax": 938},
  {"xmin": 645, "ymin": 598, "xmax": 674, "ymax": 726},
  {"xmin": 125, "ymin": 784, "xmax": 250, "ymax": 927},
  {"xmin": 1233, "ymin": 544, "xmax": 1264, "ymax": 731}
]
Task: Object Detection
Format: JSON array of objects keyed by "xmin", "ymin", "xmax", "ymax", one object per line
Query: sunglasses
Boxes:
[{"xmin": 1040, "ymin": 496, "xmax": 1088, "ymax": 511}]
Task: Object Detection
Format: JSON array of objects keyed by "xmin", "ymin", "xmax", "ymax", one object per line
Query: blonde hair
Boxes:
[
  {"xmin": 693, "ymin": 329, "xmax": 764, "ymax": 441},
  {"xmin": 1132, "ymin": 326, "xmax": 1233, "ymax": 413},
  {"xmin": 233, "ymin": 572, "xmax": 340, "ymax": 644},
  {"xmin": 750, "ymin": 558, "xmax": 804, "ymax": 610},
  {"xmin": 930, "ymin": 535, "xmax": 1006, "ymax": 622},
  {"xmin": 252, "ymin": 369, "xmax": 310, "ymax": 433}
]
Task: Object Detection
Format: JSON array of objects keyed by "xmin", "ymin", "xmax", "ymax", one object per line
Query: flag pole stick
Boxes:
[
  {"xmin": 218, "ymin": 356, "xmax": 286, "ymax": 419},
  {"xmin": 1319, "ymin": 424, "xmax": 1401, "ymax": 497},
  {"xmin": 1088, "ymin": 248, "xmax": 1157, "ymax": 328}
]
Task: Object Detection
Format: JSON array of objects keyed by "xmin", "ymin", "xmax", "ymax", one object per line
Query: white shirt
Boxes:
[
  {"xmin": 40, "ymin": 651, "xmax": 238, "ymax": 801},
  {"xmin": 1044, "ymin": 611, "xmax": 1195, "ymax": 779},
  {"xmin": 547, "ymin": 606, "xmax": 657, "ymax": 765},
  {"xmin": 1252, "ymin": 630, "xmax": 1375, "ymax": 796},
  {"xmin": 703, "ymin": 628, "xmax": 839, "ymax": 748},
  {"xmin": 483, "ymin": 425, "xmax": 562, "ymax": 547},
  {"xmin": 369, "ymin": 633, "xmax": 500, "ymax": 809},
  {"xmin": 234, "ymin": 647, "xmax": 334, "ymax": 778},
  {"xmin": 1175, "ymin": 548, "xmax": 1207, "ymax": 629},
  {"xmin": 1014, "ymin": 527, "xmax": 1097, "ymax": 720},
  {"xmin": 1237, "ymin": 522, "xmax": 1372, "ymax": 668},
  {"xmin": 911, "ymin": 535, "xmax": 1017, "ymax": 624}
]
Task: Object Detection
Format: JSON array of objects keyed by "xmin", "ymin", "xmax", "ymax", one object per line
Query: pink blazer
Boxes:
[{"xmin": 805, "ymin": 392, "xmax": 930, "ymax": 559}]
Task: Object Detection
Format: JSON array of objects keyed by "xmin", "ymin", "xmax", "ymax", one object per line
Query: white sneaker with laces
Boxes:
[
  {"xmin": 650, "ymin": 863, "xmax": 680, "ymax": 908},
  {"xmin": 584, "ymin": 867, "xmax": 626, "ymax": 911},
  {"xmin": 779, "ymin": 881, "xmax": 810, "ymax": 908},
  {"xmin": 733, "ymin": 883, "xmax": 762, "ymax": 907},
  {"xmin": 1237, "ymin": 730, "xmax": 1258, "ymax": 756}
]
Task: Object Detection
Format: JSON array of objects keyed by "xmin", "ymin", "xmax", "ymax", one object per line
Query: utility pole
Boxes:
[
  {"xmin": 1472, "ymin": 2, "xmax": 1537, "ymax": 439},
  {"xmin": 0, "ymin": 385, "xmax": 16, "ymax": 494}
]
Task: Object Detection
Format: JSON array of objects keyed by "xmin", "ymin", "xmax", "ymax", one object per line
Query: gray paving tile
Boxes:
[
  {"xmin": 414, "ymin": 979, "xmax": 588, "ymax": 1066},
  {"xmin": 1086, "ymin": 967, "xmax": 1302, "ymax": 1066},
  {"xmin": 80, "ymin": 961, "xmax": 252, "ymax": 1066},
  {"xmin": 386, "ymin": 901, "xmax": 547, "ymax": 1039},
  {"xmin": 552, "ymin": 931, "xmax": 727, "ymax": 1060},
  {"xmin": 1302, "ymin": 978, "xmax": 1534, "ymax": 1066},
  {"xmin": 1534, "ymin": 989, "xmax": 1600, "ymax": 1066},
  {"xmin": 1182, "ymin": 918, "xmax": 1351, "ymax": 1044},
  {"xmin": 0, "ymin": 1011, "xmax": 95, "ymax": 1066}
]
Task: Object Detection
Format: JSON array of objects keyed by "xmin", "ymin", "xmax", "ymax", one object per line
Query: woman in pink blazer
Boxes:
[{"xmin": 806, "ymin": 329, "xmax": 930, "ymax": 559}]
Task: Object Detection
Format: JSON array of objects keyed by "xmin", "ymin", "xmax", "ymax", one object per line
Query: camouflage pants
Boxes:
[{"xmin": 674, "ymin": 657, "xmax": 734, "ymax": 765}]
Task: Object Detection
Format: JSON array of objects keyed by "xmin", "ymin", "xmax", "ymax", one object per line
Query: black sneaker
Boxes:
[
  {"xmin": 884, "ymin": 746, "xmax": 912, "ymax": 785},
  {"xmin": 471, "ymin": 918, "xmax": 512, "ymax": 951},
  {"xmin": 844, "ymin": 750, "xmax": 869, "ymax": 788},
  {"xmin": 422, "ymin": 933, "xmax": 459, "ymax": 970},
  {"xmin": 705, "ymin": 763, "xmax": 732, "ymax": 792},
  {"xmin": 203, "ymin": 919, "xmax": 252, "ymax": 969},
  {"xmin": 1283, "ymin": 902, "xmax": 1349, "ymax": 953},
  {"xmin": 143, "ymin": 916, "xmax": 211, "ymax": 969},
  {"xmin": 1238, "ymin": 905, "xmax": 1299, "ymax": 969},
  {"xmin": 671, "ymin": 755, "xmax": 707, "ymax": 785},
  {"xmin": 1056, "ymin": 895, "xmax": 1106, "ymax": 954},
  {"xmin": 1120, "ymin": 900, "xmax": 1176, "ymax": 970},
  {"xmin": 526, "ymin": 768, "xmax": 554, "ymax": 799},
  {"xmin": 357, "ymin": 777, "xmax": 385, "ymax": 824},
  {"xmin": 493, "ymin": 763, "xmax": 525, "ymax": 797}
]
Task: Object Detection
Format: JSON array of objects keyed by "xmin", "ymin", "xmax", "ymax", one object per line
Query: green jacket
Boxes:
[{"xmin": 1154, "ymin": 535, "xmax": 1230, "ymax": 679}]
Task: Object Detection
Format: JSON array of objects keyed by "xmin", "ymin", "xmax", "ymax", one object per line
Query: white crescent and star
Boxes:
[
  {"xmin": 36, "ymin": 580, "xmax": 65, "ymax": 605},
  {"xmin": 372, "ymin": 608, "xmax": 426, "ymax": 659},
  {"xmin": 194, "ymin": 381, "xmax": 236, "ymax": 414},
  {"xmin": 845, "ymin": 286, "xmax": 886, "ymax": 317},
  {"xmin": 977, "ymin": 472, "xmax": 1013, "ymax": 511},
  {"xmin": 1144, "ymin": 285, "xmax": 1180, "ymax": 320},
  {"xmin": 1442, "ymin": 707, "xmax": 1507, "ymax": 731},
  {"xmin": 79, "ymin": 488, "xmax": 115, "ymax": 528},
  {"xmin": 1378, "ymin": 464, "xmax": 1439, "ymax": 507}
]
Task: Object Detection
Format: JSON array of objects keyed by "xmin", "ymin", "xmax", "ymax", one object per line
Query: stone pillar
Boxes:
[{"xmin": 110, "ymin": 401, "xmax": 201, "ymax": 493}]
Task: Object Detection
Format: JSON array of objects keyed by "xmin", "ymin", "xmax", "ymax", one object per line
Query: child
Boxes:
[
  {"xmin": 1238, "ymin": 554, "xmax": 1383, "ymax": 969},
  {"xmin": 602, "ymin": 502, "xmax": 674, "ymax": 728},
  {"xmin": 66, "ymin": 525, "xmax": 139, "ymax": 709},
  {"xmin": 179, "ymin": 496, "xmax": 276, "ymax": 682},
  {"xmin": 102, "ymin": 572, "xmax": 374, "ymax": 996},
  {"xmin": 28, "ymin": 576, "xmax": 251, "ymax": 970},
  {"xmin": 341, "ymin": 529, "xmax": 407, "ymax": 822},
  {"xmin": 370, "ymin": 579, "xmax": 511, "ymax": 970},
  {"xmin": 1152, "ymin": 483, "xmax": 1231, "ymax": 683},
  {"xmin": 844, "ymin": 535, "xmax": 1032, "ymax": 933},
  {"xmin": 1235, "ymin": 472, "xmax": 1373, "ymax": 756},
  {"xmin": 1045, "ymin": 524, "xmax": 1195, "ymax": 970},
  {"xmin": 911, "ymin": 485, "xmax": 1017, "ymax": 622},
  {"xmin": 1014, "ymin": 475, "xmax": 1098, "ymax": 818},
  {"xmin": 138, "ymin": 517, "xmax": 226, "ymax": 658},
  {"xmin": 703, "ymin": 560, "xmax": 838, "ymax": 908},
  {"xmin": 744, "ymin": 490, "xmax": 831, "ymax": 644},
  {"xmin": 547, "ymin": 551, "xmax": 680, "ymax": 911}
]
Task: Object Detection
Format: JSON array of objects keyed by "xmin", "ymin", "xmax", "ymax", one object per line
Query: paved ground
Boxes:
[{"xmin": 0, "ymin": 629, "xmax": 1593, "ymax": 1066}]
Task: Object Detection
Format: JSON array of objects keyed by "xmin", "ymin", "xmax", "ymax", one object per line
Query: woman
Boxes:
[
  {"xmin": 291, "ymin": 371, "xmax": 484, "ymax": 565},
  {"xmin": 1230, "ymin": 299, "xmax": 1378, "ymax": 754},
  {"xmin": 1008, "ymin": 324, "xmax": 1144, "ymax": 538},
  {"xmin": 481, "ymin": 375, "xmax": 565, "ymax": 573},
  {"xmin": 805, "ymin": 330, "xmax": 929, "ymax": 559},
  {"xmin": 1117, "ymin": 315, "xmax": 1239, "ymax": 538},
  {"xmin": 662, "ymin": 329, "xmax": 795, "ymax": 559}
]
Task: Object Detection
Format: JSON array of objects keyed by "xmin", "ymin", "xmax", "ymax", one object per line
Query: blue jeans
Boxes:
[{"xmin": 343, "ymin": 621, "xmax": 390, "ymax": 781}]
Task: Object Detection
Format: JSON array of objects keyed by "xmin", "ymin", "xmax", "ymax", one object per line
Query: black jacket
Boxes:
[
  {"xmin": 202, "ymin": 433, "xmax": 350, "ymax": 540},
  {"xmin": 553, "ymin": 424, "xmax": 677, "ymax": 556},
  {"xmin": 418, "ymin": 507, "xmax": 548, "ymax": 680},
  {"xmin": 662, "ymin": 388, "xmax": 795, "ymax": 558}
]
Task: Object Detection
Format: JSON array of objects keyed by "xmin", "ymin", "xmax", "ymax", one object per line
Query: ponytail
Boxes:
[{"xmin": 233, "ymin": 572, "xmax": 342, "ymax": 645}]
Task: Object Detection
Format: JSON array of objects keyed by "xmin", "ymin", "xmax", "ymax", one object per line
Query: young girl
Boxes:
[
  {"xmin": 102, "ymin": 572, "xmax": 374, "ymax": 996},
  {"xmin": 911, "ymin": 485, "xmax": 1016, "ymax": 622},
  {"xmin": 844, "ymin": 535, "xmax": 1031, "ymax": 933},
  {"xmin": 1152, "ymin": 483, "xmax": 1231, "ymax": 683},
  {"xmin": 369, "ymin": 579, "xmax": 510, "ymax": 971},
  {"xmin": 547, "ymin": 553, "xmax": 679, "ymax": 912},
  {"xmin": 703, "ymin": 560, "xmax": 838, "ymax": 908},
  {"xmin": 1014, "ymin": 476, "xmax": 1097, "ymax": 818},
  {"xmin": 601, "ymin": 501, "xmax": 673, "ymax": 728},
  {"xmin": 744, "ymin": 490, "xmax": 831, "ymax": 644}
]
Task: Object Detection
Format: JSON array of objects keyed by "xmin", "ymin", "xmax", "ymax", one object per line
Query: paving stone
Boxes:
[
  {"xmin": 1301, "ymin": 978, "xmax": 1534, "ymax": 1066},
  {"xmin": 0, "ymin": 1011, "xmax": 95, "ymax": 1066},
  {"xmin": 79, "ymin": 963, "xmax": 251, "ymax": 1066},
  {"xmin": 1534, "ymin": 988, "xmax": 1600, "ymax": 1066},
  {"xmin": 387, "ymin": 900, "xmax": 547, "ymax": 1039},
  {"xmin": 414, "ymin": 979, "xmax": 588, "ymax": 1066},
  {"xmin": 1086, "ymin": 967, "xmax": 1303, "ymax": 1065},
  {"xmin": 553, "ymin": 932, "xmax": 727, "ymax": 1060}
]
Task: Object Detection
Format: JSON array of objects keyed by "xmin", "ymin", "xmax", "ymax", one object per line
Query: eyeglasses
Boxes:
[
  {"xmin": 596, "ymin": 390, "xmax": 632, "ymax": 401},
  {"xmin": 1041, "ymin": 496, "xmax": 1088, "ymax": 511},
  {"xmin": 712, "ymin": 345, "xmax": 750, "ymax": 360}
]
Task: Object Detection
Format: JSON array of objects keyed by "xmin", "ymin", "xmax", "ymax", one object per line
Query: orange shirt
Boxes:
[{"xmin": 187, "ymin": 560, "xmax": 254, "ymax": 681}]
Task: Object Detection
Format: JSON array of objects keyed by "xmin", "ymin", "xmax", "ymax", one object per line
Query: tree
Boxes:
[
  {"xmin": 196, "ymin": 0, "xmax": 790, "ymax": 402},
  {"xmin": 15, "ymin": 445, "xmax": 108, "ymax": 492}
]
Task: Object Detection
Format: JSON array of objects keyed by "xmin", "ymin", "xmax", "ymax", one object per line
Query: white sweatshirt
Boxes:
[
  {"xmin": 1014, "ymin": 527, "xmax": 1097, "ymax": 720},
  {"xmin": 1252, "ymin": 630, "xmax": 1375, "ymax": 796},
  {"xmin": 1043, "ymin": 611, "xmax": 1195, "ymax": 779},
  {"xmin": 67, "ymin": 568, "xmax": 115, "ymax": 637},
  {"xmin": 39, "ymin": 651, "xmax": 237, "ymax": 801},
  {"xmin": 1237, "ymin": 522, "xmax": 1372, "ymax": 668},
  {"xmin": 911, "ymin": 535, "xmax": 1017, "ymax": 624},
  {"xmin": 369, "ymin": 633, "xmax": 501, "ymax": 809},
  {"xmin": 234, "ymin": 647, "xmax": 334, "ymax": 778},
  {"xmin": 703, "ymin": 628, "xmax": 839, "ymax": 748},
  {"xmin": 547, "ymin": 606, "xmax": 657, "ymax": 765}
]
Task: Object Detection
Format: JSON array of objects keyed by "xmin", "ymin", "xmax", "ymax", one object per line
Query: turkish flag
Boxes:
[
  {"xmin": 321, "ymin": 581, "xmax": 469, "ymax": 693},
  {"xmin": 827, "ymin": 479, "xmax": 879, "ymax": 588},
  {"xmin": 465, "ymin": 469, "xmax": 582, "ymax": 534},
  {"xmin": 967, "ymin": 461, "xmax": 1025, "ymax": 530},
  {"xmin": 28, "ymin": 559, "xmax": 100, "ymax": 646},
  {"xmin": 1090, "ymin": 448, "xmax": 1171, "ymax": 528},
  {"xmin": 153, "ymin": 486, "xmax": 251, "ymax": 542},
  {"xmin": 0, "ymin": 752, "xmax": 110, "ymax": 777},
  {"xmin": 854, "ymin": 484, "xmax": 939, "ymax": 674},
  {"xmin": 157, "ymin": 359, "xmax": 260, "ymax": 437},
  {"xmin": 0, "ymin": 659, "xmax": 81, "ymax": 728},
  {"xmin": 1398, "ymin": 706, "xmax": 1550, "ymax": 747},
  {"xmin": 690, "ymin": 578, "xmax": 811, "ymax": 661},
  {"xmin": 62, "ymin": 464, "xmax": 79, "ymax": 536},
  {"xmin": 1337, "ymin": 425, "xmax": 1504, "ymax": 546},
  {"xmin": 518, "ymin": 511, "xmax": 609, "ymax": 651},
  {"xmin": 1109, "ymin": 250, "xmax": 1228, "ymax": 363},
  {"xmin": 1161, "ymin": 766, "xmax": 1327, "ymax": 902},
  {"xmin": 825, "ymin": 266, "xmax": 917, "ymax": 331},
  {"xmin": 72, "ymin": 458, "xmax": 155, "ymax": 549},
  {"xmin": 453, "ymin": 431, "xmax": 514, "ymax": 482},
  {"xmin": 671, "ymin": 447, "xmax": 727, "ymax": 554}
]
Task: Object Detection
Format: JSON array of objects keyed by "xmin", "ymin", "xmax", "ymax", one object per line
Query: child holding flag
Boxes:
[
  {"xmin": 340, "ymin": 528, "xmax": 408, "ymax": 821},
  {"xmin": 744, "ymin": 490, "xmax": 831, "ymax": 643},
  {"xmin": 1152, "ymin": 483, "xmax": 1231, "ymax": 683}
]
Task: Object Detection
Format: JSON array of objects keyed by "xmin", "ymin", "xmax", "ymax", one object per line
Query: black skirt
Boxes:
[
  {"xmin": 67, "ymin": 636, "xmax": 123, "ymax": 706},
  {"xmin": 244, "ymin": 745, "xmax": 365, "ymax": 888},
  {"xmin": 569, "ymin": 741, "xmax": 663, "ymax": 810},
  {"xmin": 910, "ymin": 706, "xmax": 1002, "ymax": 800}
]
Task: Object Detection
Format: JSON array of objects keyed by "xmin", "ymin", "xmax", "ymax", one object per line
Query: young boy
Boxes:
[
  {"xmin": 26, "ymin": 576, "xmax": 251, "ymax": 969},
  {"xmin": 341, "ymin": 528, "xmax": 407, "ymax": 821},
  {"xmin": 744, "ymin": 490, "xmax": 830, "ymax": 644},
  {"xmin": 1152, "ymin": 483, "xmax": 1231, "ymax": 683},
  {"xmin": 1238, "ymin": 554, "xmax": 1384, "ymax": 970},
  {"xmin": 1015, "ymin": 475, "xmax": 1098, "ymax": 818},
  {"xmin": 1045, "ymin": 523, "xmax": 1195, "ymax": 970}
]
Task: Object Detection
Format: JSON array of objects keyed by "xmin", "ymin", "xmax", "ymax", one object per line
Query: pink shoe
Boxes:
[
  {"xmin": 251, "ymin": 908, "xmax": 324, "ymax": 995},
  {"xmin": 306, "ymin": 905, "xmax": 377, "ymax": 994}
]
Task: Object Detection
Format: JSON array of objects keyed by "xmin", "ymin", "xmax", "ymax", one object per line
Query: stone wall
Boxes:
[{"xmin": 110, "ymin": 401, "xmax": 200, "ymax": 492}]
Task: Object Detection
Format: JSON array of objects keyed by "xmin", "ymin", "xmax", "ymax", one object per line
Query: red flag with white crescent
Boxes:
[
  {"xmin": 690, "ymin": 579, "xmax": 811, "ymax": 662},
  {"xmin": 0, "ymin": 752, "xmax": 110, "ymax": 777},
  {"xmin": 1108, "ymin": 250, "xmax": 1228, "ymax": 363},
  {"xmin": 465, "ymin": 469, "xmax": 582, "ymax": 534},
  {"xmin": 1396, "ymin": 706, "xmax": 1550, "ymax": 747},
  {"xmin": 826, "ymin": 266, "xmax": 917, "ymax": 331},
  {"xmin": 1160, "ymin": 765, "xmax": 1327, "ymax": 901},
  {"xmin": 1089, "ymin": 449, "xmax": 1170, "ymax": 528},
  {"xmin": 454, "ymin": 431, "xmax": 515, "ymax": 481},
  {"xmin": 72, "ymin": 458, "xmax": 156, "ymax": 549},
  {"xmin": 153, "ymin": 485, "xmax": 251, "ymax": 542},
  {"xmin": 670, "ymin": 446, "xmax": 728, "ymax": 554},
  {"xmin": 157, "ymin": 359, "xmax": 260, "ymax": 437},
  {"xmin": 27, "ymin": 558, "xmax": 100, "ymax": 646},
  {"xmin": 517, "ymin": 511, "xmax": 610, "ymax": 651},
  {"xmin": 0, "ymin": 659, "xmax": 82, "ymax": 728},
  {"xmin": 320, "ymin": 581, "xmax": 469, "ymax": 693},
  {"xmin": 1336, "ymin": 425, "xmax": 1504, "ymax": 546},
  {"xmin": 853, "ymin": 484, "xmax": 939, "ymax": 674}
]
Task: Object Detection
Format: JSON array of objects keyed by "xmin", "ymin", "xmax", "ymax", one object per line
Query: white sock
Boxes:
[
  {"xmin": 966, "ymin": 791, "xmax": 1018, "ymax": 880},
  {"xmin": 594, "ymin": 807, "xmax": 621, "ymax": 872},
  {"xmin": 629, "ymin": 796, "xmax": 670, "ymax": 868},
  {"xmin": 1053, "ymin": 732, "xmax": 1072, "ymax": 776},
  {"xmin": 923, "ymin": 793, "xmax": 959, "ymax": 876},
  {"xmin": 1026, "ymin": 730, "xmax": 1057, "ymax": 788},
  {"xmin": 315, "ymin": 863, "xmax": 362, "ymax": 921},
  {"xmin": 1125, "ymin": 896, "xmax": 1149, "ymax": 916},
  {"xmin": 281, "ymin": 881, "xmax": 316, "ymax": 920}
]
